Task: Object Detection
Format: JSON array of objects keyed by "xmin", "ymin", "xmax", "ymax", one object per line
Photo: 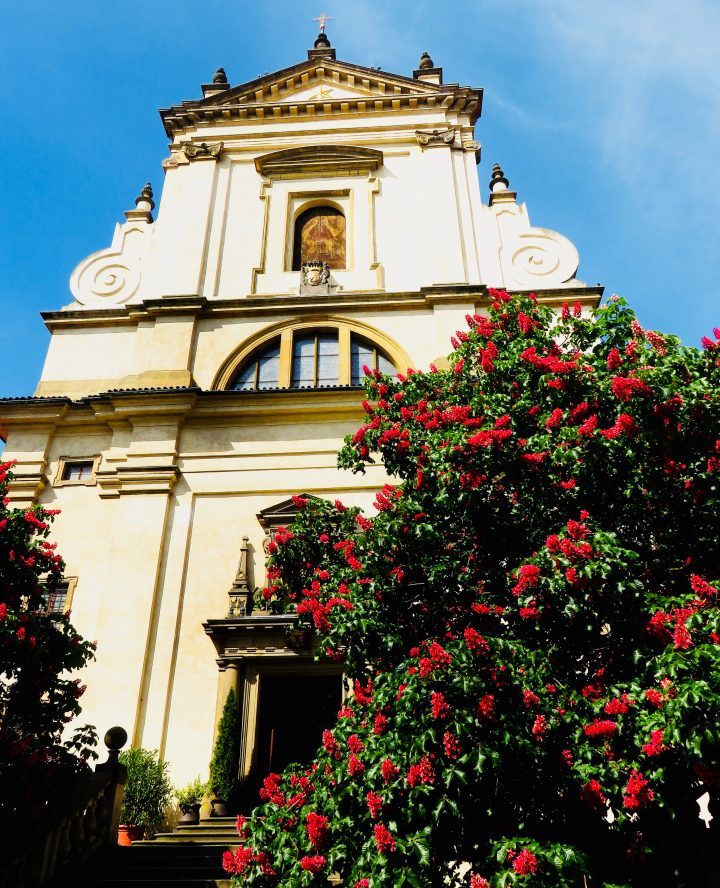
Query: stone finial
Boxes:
[
  {"xmin": 135, "ymin": 182, "xmax": 155, "ymax": 210},
  {"xmin": 104, "ymin": 726, "xmax": 128, "ymax": 754},
  {"xmin": 202, "ymin": 67, "xmax": 230, "ymax": 97},
  {"xmin": 125, "ymin": 182, "xmax": 154, "ymax": 222},
  {"xmin": 490, "ymin": 163, "xmax": 509, "ymax": 191},
  {"xmin": 314, "ymin": 30, "xmax": 331, "ymax": 49},
  {"xmin": 213, "ymin": 66, "xmax": 228, "ymax": 85},
  {"xmin": 413, "ymin": 52, "xmax": 442, "ymax": 83},
  {"xmin": 489, "ymin": 163, "xmax": 517, "ymax": 206}
]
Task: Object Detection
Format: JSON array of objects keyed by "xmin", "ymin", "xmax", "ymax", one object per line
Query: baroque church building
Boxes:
[{"xmin": 0, "ymin": 33, "xmax": 600, "ymax": 789}]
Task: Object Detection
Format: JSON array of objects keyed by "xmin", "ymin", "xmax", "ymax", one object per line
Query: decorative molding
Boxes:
[
  {"xmin": 96, "ymin": 465, "xmax": 179, "ymax": 498},
  {"xmin": 227, "ymin": 536, "xmax": 253, "ymax": 617},
  {"xmin": 506, "ymin": 230, "xmax": 580, "ymax": 288},
  {"xmin": 300, "ymin": 260, "xmax": 330, "ymax": 289},
  {"xmin": 182, "ymin": 141, "xmax": 224, "ymax": 161},
  {"xmin": 255, "ymin": 145, "xmax": 383, "ymax": 179},
  {"xmin": 415, "ymin": 127, "xmax": 455, "ymax": 148},
  {"xmin": 69, "ymin": 223, "xmax": 153, "ymax": 308}
]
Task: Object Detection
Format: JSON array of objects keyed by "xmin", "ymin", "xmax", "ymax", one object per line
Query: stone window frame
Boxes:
[{"xmin": 54, "ymin": 455, "xmax": 101, "ymax": 487}]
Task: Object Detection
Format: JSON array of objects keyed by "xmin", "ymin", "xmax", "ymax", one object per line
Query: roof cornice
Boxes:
[{"xmin": 160, "ymin": 57, "xmax": 483, "ymax": 137}]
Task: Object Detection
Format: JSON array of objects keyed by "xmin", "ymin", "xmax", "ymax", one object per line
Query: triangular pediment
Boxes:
[
  {"xmin": 257, "ymin": 495, "xmax": 325, "ymax": 531},
  {"xmin": 160, "ymin": 56, "xmax": 482, "ymax": 136},
  {"xmin": 207, "ymin": 58, "xmax": 450, "ymax": 107}
]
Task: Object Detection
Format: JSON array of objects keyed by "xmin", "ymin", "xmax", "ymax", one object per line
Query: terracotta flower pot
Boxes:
[{"xmin": 118, "ymin": 824, "xmax": 144, "ymax": 845}]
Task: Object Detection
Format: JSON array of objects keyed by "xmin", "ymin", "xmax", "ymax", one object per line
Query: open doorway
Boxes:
[{"xmin": 255, "ymin": 673, "xmax": 342, "ymax": 777}]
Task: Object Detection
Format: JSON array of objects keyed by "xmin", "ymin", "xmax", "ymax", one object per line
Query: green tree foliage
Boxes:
[
  {"xmin": 210, "ymin": 687, "xmax": 240, "ymax": 802},
  {"xmin": 119, "ymin": 747, "xmax": 173, "ymax": 834},
  {"xmin": 0, "ymin": 462, "xmax": 96, "ymax": 835},
  {"xmin": 224, "ymin": 293, "xmax": 720, "ymax": 886}
]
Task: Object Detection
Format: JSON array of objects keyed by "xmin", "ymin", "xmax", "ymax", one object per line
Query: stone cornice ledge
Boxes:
[
  {"xmin": 96, "ymin": 465, "xmax": 180, "ymax": 498},
  {"xmin": 40, "ymin": 285, "xmax": 603, "ymax": 330}
]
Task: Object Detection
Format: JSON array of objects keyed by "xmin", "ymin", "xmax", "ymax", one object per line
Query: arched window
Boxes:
[
  {"xmin": 292, "ymin": 206, "xmax": 346, "ymax": 271},
  {"xmin": 227, "ymin": 328, "xmax": 398, "ymax": 391},
  {"xmin": 350, "ymin": 335, "xmax": 396, "ymax": 386},
  {"xmin": 230, "ymin": 340, "xmax": 281, "ymax": 390}
]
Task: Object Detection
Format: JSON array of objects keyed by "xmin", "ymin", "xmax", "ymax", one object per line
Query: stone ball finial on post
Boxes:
[{"xmin": 419, "ymin": 51, "xmax": 434, "ymax": 70}]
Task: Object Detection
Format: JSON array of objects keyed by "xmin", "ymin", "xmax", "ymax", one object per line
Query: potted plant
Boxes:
[
  {"xmin": 175, "ymin": 776, "xmax": 206, "ymax": 825},
  {"xmin": 208, "ymin": 687, "xmax": 240, "ymax": 816},
  {"xmin": 117, "ymin": 747, "xmax": 173, "ymax": 844}
]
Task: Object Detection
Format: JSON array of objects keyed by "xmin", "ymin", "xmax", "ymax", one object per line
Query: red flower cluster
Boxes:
[
  {"xmin": 623, "ymin": 771, "xmax": 654, "ymax": 810},
  {"xmin": 366, "ymin": 791, "xmax": 383, "ymax": 819},
  {"xmin": 512, "ymin": 849, "xmax": 539, "ymax": 875},
  {"xmin": 373, "ymin": 823, "xmax": 396, "ymax": 854},
  {"xmin": 583, "ymin": 719, "xmax": 618, "ymax": 740},
  {"xmin": 300, "ymin": 854, "xmax": 326, "ymax": 873},
  {"xmin": 431, "ymin": 691, "xmax": 451, "ymax": 720},
  {"xmin": 407, "ymin": 756, "xmax": 435, "ymax": 787}
]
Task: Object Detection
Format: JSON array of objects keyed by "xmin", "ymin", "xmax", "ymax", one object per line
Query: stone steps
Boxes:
[{"xmin": 67, "ymin": 828, "xmax": 236, "ymax": 887}]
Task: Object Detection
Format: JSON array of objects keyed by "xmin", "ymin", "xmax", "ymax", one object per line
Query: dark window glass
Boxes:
[
  {"xmin": 62, "ymin": 461, "xmax": 94, "ymax": 481},
  {"xmin": 41, "ymin": 583, "xmax": 68, "ymax": 616},
  {"xmin": 231, "ymin": 341, "xmax": 281, "ymax": 391},
  {"xmin": 350, "ymin": 336, "xmax": 396, "ymax": 385},
  {"xmin": 291, "ymin": 332, "xmax": 339, "ymax": 388}
]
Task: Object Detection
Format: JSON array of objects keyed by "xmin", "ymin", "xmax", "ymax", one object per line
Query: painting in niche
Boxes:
[{"xmin": 292, "ymin": 206, "xmax": 346, "ymax": 270}]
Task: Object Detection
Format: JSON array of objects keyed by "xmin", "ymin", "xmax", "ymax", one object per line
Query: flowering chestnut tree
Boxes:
[
  {"xmin": 225, "ymin": 292, "xmax": 720, "ymax": 887},
  {"xmin": 0, "ymin": 462, "xmax": 96, "ymax": 833}
]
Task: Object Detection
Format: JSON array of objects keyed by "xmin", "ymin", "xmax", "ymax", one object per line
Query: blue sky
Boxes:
[{"xmin": 0, "ymin": 0, "xmax": 718, "ymax": 399}]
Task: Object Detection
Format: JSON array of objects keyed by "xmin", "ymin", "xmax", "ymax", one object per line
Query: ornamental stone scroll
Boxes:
[
  {"xmin": 69, "ymin": 222, "xmax": 153, "ymax": 308},
  {"xmin": 491, "ymin": 200, "xmax": 581, "ymax": 289}
]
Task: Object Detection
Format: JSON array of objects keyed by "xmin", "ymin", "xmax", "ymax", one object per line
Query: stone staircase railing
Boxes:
[{"xmin": 1, "ymin": 726, "xmax": 128, "ymax": 888}]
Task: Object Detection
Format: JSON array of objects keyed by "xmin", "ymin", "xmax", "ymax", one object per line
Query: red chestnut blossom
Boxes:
[
  {"xmin": 374, "ymin": 823, "xmax": 396, "ymax": 854},
  {"xmin": 300, "ymin": 854, "xmax": 326, "ymax": 873},
  {"xmin": 366, "ymin": 791, "xmax": 383, "ymax": 819},
  {"xmin": 584, "ymin": 719, "xmax": 619, "ymax": 739},
  {"xmin": 431, "ymin": 691, "xmax": 451, "ymax": 720},
  {"xmin": 512, "ymin": 849, "xmax": 539, "ymax": 875},
  {"xmin": 306, "ymin": 812, "xmax": 329, "ymax": 850},
  {"xmin": 381, "ymin": 758, "xmax": 400, "ymax": 783}
]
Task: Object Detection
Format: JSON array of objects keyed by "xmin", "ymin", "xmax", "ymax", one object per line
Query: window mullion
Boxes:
[
  {"xmin": 338, "ymin": 328, "xmax": 351, "ymax": 385},
  {"xmin": 279, "ymin": 331, "xmax": 293, "ymax": 388}
]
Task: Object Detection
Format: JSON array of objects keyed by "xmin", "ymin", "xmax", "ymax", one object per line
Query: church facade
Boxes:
[{"xmin": 0, "ymin": 34, "xmax": 600, "ymax": 788}]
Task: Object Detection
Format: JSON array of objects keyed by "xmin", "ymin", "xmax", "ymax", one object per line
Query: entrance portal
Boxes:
[{"xmin": 255, "ymin": 673, "xmax": 342, "ymax": 778}]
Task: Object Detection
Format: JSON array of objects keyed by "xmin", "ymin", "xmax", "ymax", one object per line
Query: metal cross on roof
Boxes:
[{"xmin": 312, "ymin": 12, "xmax": 333, "ymax": 33}]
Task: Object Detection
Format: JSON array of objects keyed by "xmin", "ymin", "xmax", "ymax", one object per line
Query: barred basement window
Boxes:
[{"xmin": 40, "ymin": 579, "xmax": 76, "ymax": 617}]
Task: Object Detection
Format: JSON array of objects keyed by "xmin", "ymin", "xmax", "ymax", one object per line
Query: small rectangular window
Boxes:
[
  {"xmin": 55, "ymin": 458, "xmax": 98, "ymax": 486},
  {"xmin": 62, "ymin": 461, "xmax": 94, "ymax": 482}
]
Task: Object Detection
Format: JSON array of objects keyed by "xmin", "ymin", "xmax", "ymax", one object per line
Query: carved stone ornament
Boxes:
[
  {"xmin": 182, "ymin": 141, "xmax": 224, "ymax": 161},
  {"xmin": 415, "ymin": 127, "xmax": 456, "ymax": 148},
  {"xmin": 70, "ymin": 222, "xmax": 152, "ymax": 308},
  {"xmin": 301, "ymin": 260, "xmax": 331, "ymax": 288}
]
